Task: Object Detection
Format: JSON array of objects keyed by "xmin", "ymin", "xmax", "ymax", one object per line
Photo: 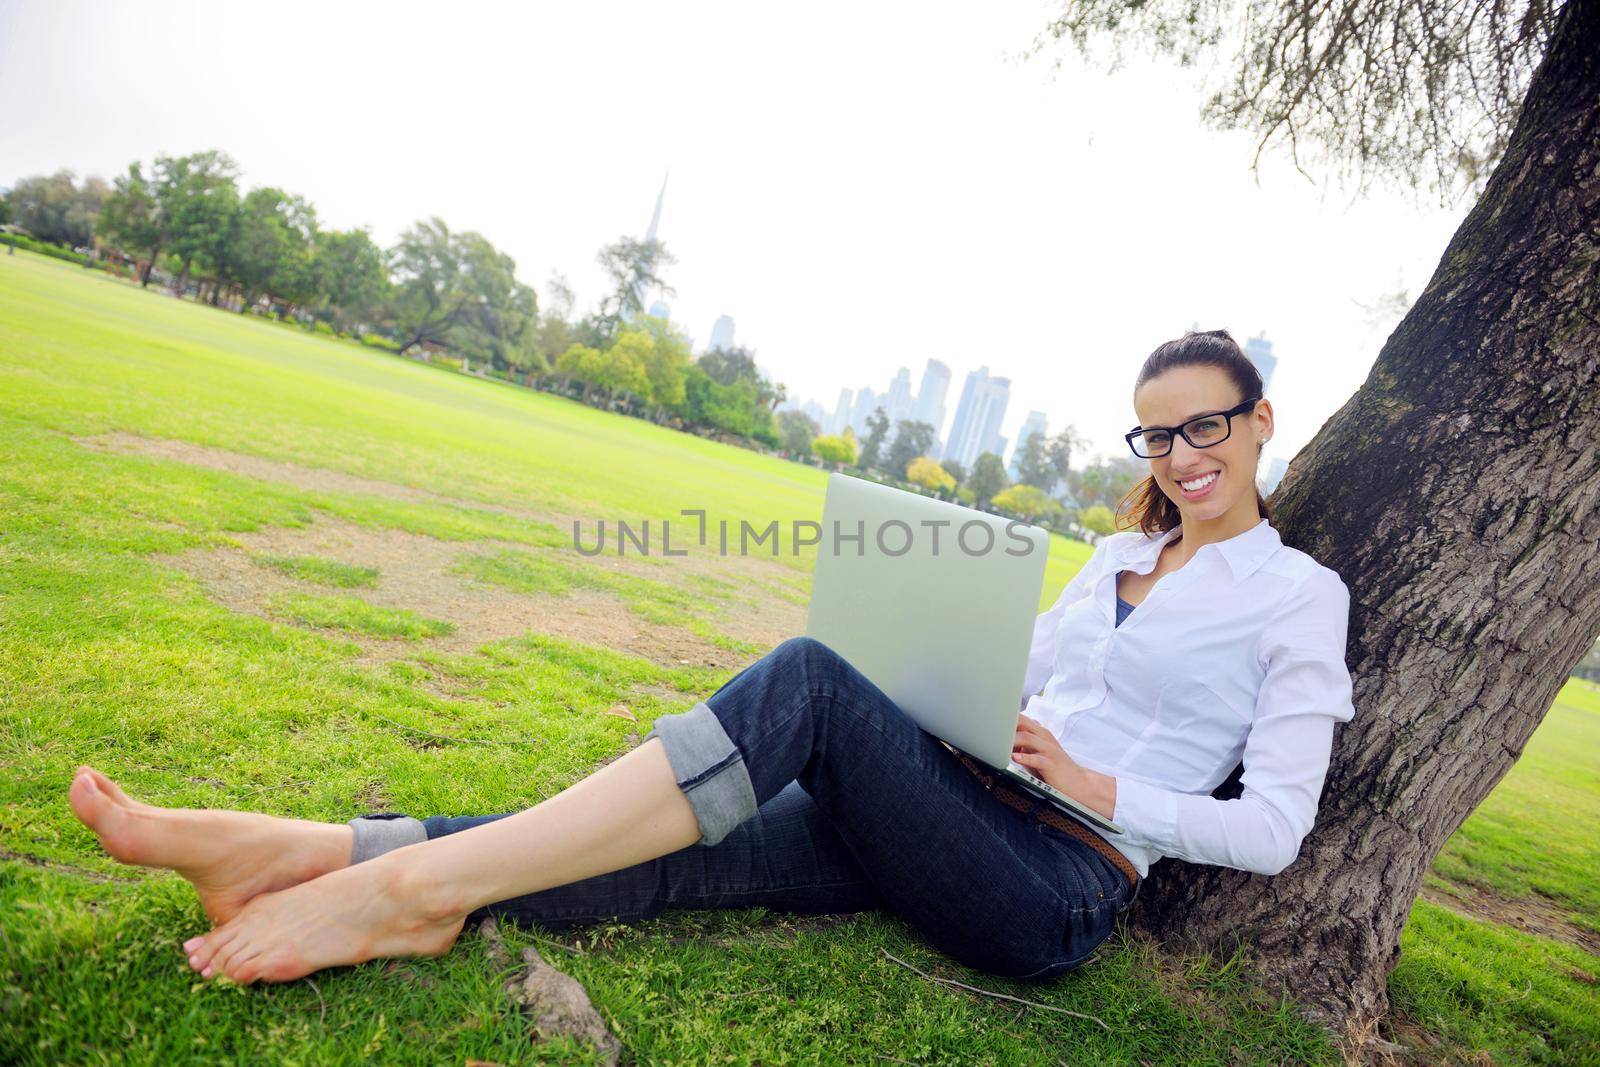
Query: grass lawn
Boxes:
[{"xmin": 1, "ymin": 248, "xmax": 1595, "ymax": 1064}]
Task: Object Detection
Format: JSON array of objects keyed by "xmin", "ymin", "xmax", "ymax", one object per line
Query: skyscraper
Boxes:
[
  {"xmin": 1007, "ymin": 410, "xmax": 1049, "ymax": 479},
  {"xmin": 912, "ymin": 359, "xmax": 952, "ymax": 447},
  {"xmin": 979, "ymin": 377, "xmax": 1011, "ymax": 461},
  {"xmin": 707, "ymin": 315, "xmax": 736, "ymax": 352},
  {"xmin": 884, "ymin": 367, "xmax": 914, "ymax": 427},
  {"xmin": 800, "ymin": 399, "xmax": 829, "ymax": 432},
  {"xmin": 1246, "ymin": 333, "xmax": 1278, "ymax": 394},
  {"xmin": 831, "ymin": 388, "xmax": 854, "ymax": 436},
  {"xmin": 627, "ymin": 170, "xmax": 671, "ymax": 322},
  {"xmin": 942, "ymin": 366, "xmax": 1012, "ymax": 470},
  {"xmin": 850, "ymin": 387, "xmax": 879, "ymax": 436}
]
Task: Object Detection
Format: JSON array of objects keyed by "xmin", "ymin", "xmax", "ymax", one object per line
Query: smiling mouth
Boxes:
[{"xmin": 1177, "ymin": 471, "xmax": 1219, "ymax": 492}]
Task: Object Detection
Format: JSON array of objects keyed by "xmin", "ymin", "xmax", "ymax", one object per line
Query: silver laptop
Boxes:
[{"xmin": 804, "ymin": 472, "xmax": 1123, "ymax": 835}]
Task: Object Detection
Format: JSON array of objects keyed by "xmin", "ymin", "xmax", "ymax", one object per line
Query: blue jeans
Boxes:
[{"xmin": 358, "ymin": 636, "xmax": 1137, "ymax": 980}]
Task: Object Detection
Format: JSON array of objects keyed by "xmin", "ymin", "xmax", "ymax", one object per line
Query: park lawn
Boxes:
[
  {"xmin": 1389, "ymin": 678, "xmax": 1600, "ymax": 1063},
  {"xmin": 1422, "ymin": 679, "xmax": 1600, "ymax": 938},
  {"xmin": 0, "ymin": 247, "xmax": 1594, "ymax": 1063}
]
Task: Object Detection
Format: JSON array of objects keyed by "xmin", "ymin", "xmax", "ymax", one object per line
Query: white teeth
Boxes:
[{"xmin": 1180, "ymin": 472, "xmax": 1218, "ymax": 492}]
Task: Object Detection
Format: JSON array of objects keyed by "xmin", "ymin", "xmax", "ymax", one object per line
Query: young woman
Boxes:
[{"xmin": 67, "ymin": 329, "xmax": 1355, "ymax": 986}]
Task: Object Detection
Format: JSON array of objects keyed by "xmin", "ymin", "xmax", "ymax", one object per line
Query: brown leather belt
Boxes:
[{"xmin": 956, "ymin": 752, "xmax": 1141, "ymax": 891}]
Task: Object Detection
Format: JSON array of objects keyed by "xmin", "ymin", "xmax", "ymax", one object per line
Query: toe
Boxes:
[
  {"xmin": 229, "ymin": 957, "xmax": 262, "ymax": 985},
  {"xmin": 87, "ymin": 768, "xmax": 139, "ymax": 809},
  {"xmin": 191, "ymin": 927, "xmax": 238, "ymax": 974},
  {"xmin": 223, "ymin": 944, "xmax": 265, "ymax": 984},
  {"xmin": 209, "ymin": 934, "xmax": 252, "ymax": 981},
  {"xmin": 68, "ymin": 773, "xmax": 127, "ymax": 849}
]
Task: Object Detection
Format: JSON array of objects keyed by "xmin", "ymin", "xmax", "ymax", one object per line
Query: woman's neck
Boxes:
[{"xmin": 1169, "ymin": 500, "xmax": 1263, "ymax": 567}]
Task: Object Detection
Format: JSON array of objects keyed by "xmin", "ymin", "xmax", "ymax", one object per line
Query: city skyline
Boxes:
[{"xmin": 0, "ymin": 1, "xmax": 1470, "ymax": 468}]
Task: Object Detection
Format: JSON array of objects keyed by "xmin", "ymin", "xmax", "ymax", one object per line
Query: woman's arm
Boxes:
[{"xmin": 1017, "ymin": 568, "xmax": 1356, "ymax": 876}]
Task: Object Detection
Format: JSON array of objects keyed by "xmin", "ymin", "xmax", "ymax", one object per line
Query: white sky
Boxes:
[{"xmin": 0, "ymin": 0, "xmax": 1473, "ymax": 466}]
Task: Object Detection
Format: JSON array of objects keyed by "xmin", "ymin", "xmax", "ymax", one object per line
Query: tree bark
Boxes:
[
  {"xmin": 139, "ymin": 246, "xmax": 158, "ymax": 288},
  {"xmin": 1134, "ymin": 0, "xmax": 1600, "ymax": 1033}
]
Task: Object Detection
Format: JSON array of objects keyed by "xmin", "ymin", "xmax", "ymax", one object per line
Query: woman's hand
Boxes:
[{"xmin": 1013, "ymin": 715, "xmax": 1118, "ymax": 821}]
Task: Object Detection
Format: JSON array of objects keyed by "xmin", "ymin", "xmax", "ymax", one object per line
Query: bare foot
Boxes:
[
  {"xmin": 67, "ymin": 765, "xmax": 353, "ymax": 924},
  {"xmin": 182, "ymin": 850, "xmax": 465, "ymax": 983}
]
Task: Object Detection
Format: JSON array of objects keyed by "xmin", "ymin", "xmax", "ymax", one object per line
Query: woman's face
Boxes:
[{"xmin": 1132, "ymin": 364, "xmax": 1273, "ymax": 526}]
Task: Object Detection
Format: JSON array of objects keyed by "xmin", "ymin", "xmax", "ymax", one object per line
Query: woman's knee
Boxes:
[
  {"xmin": 771, "ymin": 636, "xmax": 864, "ymax": 712},
  {"xmin": 771, "ymin": 635, "xmax": 846, "ymax": 676}
]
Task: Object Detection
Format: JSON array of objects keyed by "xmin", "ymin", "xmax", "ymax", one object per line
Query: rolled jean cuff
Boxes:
[
  {"xmin": 644, "ymin": 699, "xmax": 758, "ymax": 846},
  {"xmin": 348, "ymin": 813, "xmax": 428, "ymax": 863}
]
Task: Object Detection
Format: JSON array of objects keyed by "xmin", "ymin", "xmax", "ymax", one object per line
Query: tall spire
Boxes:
[
  {"xmin": 645, "ymin": 168, "xmax": 670, "ymax": 244},
  {"xmin": 628, "ymin": 169, "xmax": 672, "ymax": 323}
]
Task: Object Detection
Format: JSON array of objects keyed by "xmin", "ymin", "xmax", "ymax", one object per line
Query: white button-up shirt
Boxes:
[{"xmin": 1021, "ymin": 517, "xmax": 1355, "ymax": 878}]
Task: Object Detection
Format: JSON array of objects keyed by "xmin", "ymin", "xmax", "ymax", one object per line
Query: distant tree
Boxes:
[
  {"xmin": 156, "ymin": 151, "xmax": 241, "ymax": 295},
  {"xmin": 856, "ymin": 407, "xmax": 892, "ymax": 471},
  {"xmin": 940, "ymin": 458, "xmax": 966, "ymax": 486},
  {"xmin": 906, "ymin": 456, "xmax": 956, "ymax": 494},
  {"xmin": 812, "ymin": 433, "xmax": 857, "ymax": 468},
  {"xmin": 387, "ymin": 219, "xmax": 464, "ymax": 351},
  {"xmin": 1066, "ymin": 455, "xmax": 1146, "ymax": 512},
  {"xmin": 450, "ymin": 231, "xmax": 539, "ymax": 370},
  {"xmin": 8, "ymin": 171, "xmax": 108, "ymax": 248},
  {"xmin": 531, "ymin": 272, "xmax": 578, "ymax": 379},
  {"xmin": 1046, "ymin": 427, "xmax": 1088, "ymax": 490},
  {"xmin": 1015, "ymin": 431, "xmax": 1064, "ymax": 493},
  {"xmin": 627, "ymin": 315, "xmax": 692, "ymax": 415},
  {"xmin": 1573, "ymin": 637, "xmax": 1600, "ymax": 683},
  {"xmin": 1078, "ymin": 503, "xmax": 1115, "ymax": 537},
  {"xmin": 594, "ymin": 235, "xmax": 675, "ymax": 340},
  {"xmin": 597, "ymin": 330, "xmax": 652, "ymax": 405},
  {"xmin": 776, "ymin": 410, "xmax": 820, "ymax": 454},
  {"xmin": 388, "ymin": 218, "xmax": 538, "ymax": 367},
  {"xmin": 544, "ymin": 272, "xmax": 577, "ymax": 320},
  {"xmin": 555, "ymin": 343, "xmax": 606, "ymax": 403},
  {"xmin": 681, "ymin": 364, "xmax": 777, "ymax": 443},
  {"xmin": 310, "ymin": 228, "xmax": 389, "ymax": 332},
  {"xmin": 885, "ymin": 420, "xmax": 938, "ymax": 480},
  {"xmin": 698, "ymin": 344, "xmax": 785, "ymax": 410},
  {"xmin": 232, "ymin": 187, "xmax": 317, "ymax": 312},
  {"xmin": 991, "ymin": 484, "xmax": 1063, "ymax": 523},
  {"xmin": 97, "ymin": 162, "xmax": 165, "ymax": 285},
  {"xmin": 193, "ymin": 183, "xmax": 244, "ymax": 306},
  {"xmin": 968, "ymin": 452, "xmax": 1008, "ymax": 508},
  {"xmin": 385, "ymin": 218, "xmax": 459, "ymax": 353}
]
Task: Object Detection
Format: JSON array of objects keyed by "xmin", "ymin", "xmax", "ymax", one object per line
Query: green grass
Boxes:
[
  {"xmin": 1393, "ymin": 898, "xmax": 1599, "ymax": 1065},
  {"xmin": 255, "ymin": 553, "xmax": 380, "ymax": 588},
  {"xmin": 1424, "ymin": 678, "xmax": 1600, "ymax": 940},
  {"xmin": 270, "ymin": 592, "xmax": 455, "ymax": 640},
  {"xmin": 0, "ymin": 247, "xmax": 1595, "ymax": 1063},
  {"xmin": 1386, "ymin": 678, "xmax": 1600, "ymax": 1064}
]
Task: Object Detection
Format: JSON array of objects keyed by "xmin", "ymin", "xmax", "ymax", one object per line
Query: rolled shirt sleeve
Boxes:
[
  {"xmin": 1111, "ymin": 568, "xmax": 1355, "ymax": 876},
  {"xmin": 1021, "ymin": 538, "xmax": 1109, "ymax": 711}
]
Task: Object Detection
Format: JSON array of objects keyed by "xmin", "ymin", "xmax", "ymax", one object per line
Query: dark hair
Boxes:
[{"xmin": 1116, "ymin": 328, "xmax": 1272, "ymax": 536}]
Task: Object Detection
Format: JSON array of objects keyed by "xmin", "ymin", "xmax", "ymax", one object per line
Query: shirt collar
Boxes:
[{"xmin": 1113, "ymin": 517, "xmax": 1281, "ymax": 584}]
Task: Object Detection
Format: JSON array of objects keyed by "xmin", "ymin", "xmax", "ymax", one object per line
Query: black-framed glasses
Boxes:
[{"xmin": 1125, "ymin": 396, "xmax": 1262, "ymax": 458}]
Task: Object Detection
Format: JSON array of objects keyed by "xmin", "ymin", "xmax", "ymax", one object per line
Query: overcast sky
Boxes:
[{"xmin": 0, "ymin": 0, "xmax": 1474, "ymax": 466}]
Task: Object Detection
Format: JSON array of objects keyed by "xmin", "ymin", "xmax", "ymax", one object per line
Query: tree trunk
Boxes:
[{"xmin": 1134, "ymin": 0, "xmax": 1600, "ymax": 1034}]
